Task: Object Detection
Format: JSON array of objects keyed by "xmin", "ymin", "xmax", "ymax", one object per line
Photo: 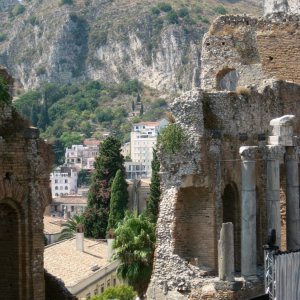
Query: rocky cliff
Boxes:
[{"xmin": 0, "ymin": 0, "xmax": 262, "ymax": 93}]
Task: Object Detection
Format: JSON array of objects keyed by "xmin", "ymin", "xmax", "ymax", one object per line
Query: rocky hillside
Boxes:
[{"xmin": 0, "ymin": 0, "xmax": 263, "ymax": 93}]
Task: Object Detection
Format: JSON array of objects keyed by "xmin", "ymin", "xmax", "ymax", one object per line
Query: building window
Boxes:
[
  {"xmin": 55, "ymin": 193, "xmax": 58, "ymax": 196},
  {"xmin": 71, "ymin": 206, "xmax": 74, "ymax": 212},
  {"xmin": 101, "ymin": 284, "xmax": 104, "ymax": 293},
  {"xmin": 107, "ymin": 279, "xmax": 110, "ymax": 288},
  {"xmin": 94, "ymin": 288, "xmax": 98, "ymax": 295},
  {"xmin": 55, "ymin": 179, "xmax": 58, "ymax": 183},
  {"xmin": 65, "ymin": 179, "xmax": 68, "ymax": 183},
  {"xmin": 65, "ymin": 186, "xmax": 68, "ymax": 190},
  {"xmin": 55, "ymin": 186, "xmax": 58, "ymax": 190},
  {"xmin": 54, "ymin": 205, "xmax": 57, "ymax": 212},
  {"xmin": 86, "ymin": 293, "xmax": 91, "ymax": 299},
  {"xmin": 113, "ymin": 278, "xmax": 116, "ymax": 286}
]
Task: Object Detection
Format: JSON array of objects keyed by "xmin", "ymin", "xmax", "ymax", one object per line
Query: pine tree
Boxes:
[
  {"xmin": 107, "ymin": 169, "xmax": 128, "ymax": 232},
  {"xmin": 131, "ymin": 100, "xmax": 135, "ymax": 111},
  {"xmin": 146, "ymin": 149, "xmax": 161, "ymax": 223},
  {"xmin": 30, "ymin": 103, "xmax": 38, "ymax": 126},
  {"xmin": 136, "ymin": 93, "xmax": 141, "ymax": 103},
  {"xmin": 84, "ymin": 136, "xmax": 125, "ymax": 238}
]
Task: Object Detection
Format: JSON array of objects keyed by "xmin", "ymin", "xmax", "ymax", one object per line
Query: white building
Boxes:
[
  {"xmin": 50, "ymin": 166, "xmax": 78, "ymax": 197},
  {"xmin": 65, "ymin": 138, "xmax": 100, "ymax": 170},
  {"xmin": 129, "ymin": 119, "xmax": 168, "ymax": 178}
]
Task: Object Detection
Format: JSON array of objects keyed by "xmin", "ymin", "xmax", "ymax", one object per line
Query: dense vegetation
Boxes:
[
  {"xmin": 91, "ymin": 285, "xmax": 136, "ymax": 300},
  {"xmin": 113, "ymin": 212, "xmax": 156, "ymax": 297},
  {"xmin": 14, "ymin": 80, "xmax": 168, "ymax": 164},
  {"xmin": 84, "ymin": 136, "xmax": 125, "ymax": 239}
]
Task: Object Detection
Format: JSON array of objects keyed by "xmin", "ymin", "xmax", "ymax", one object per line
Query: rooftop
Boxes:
[
  {"xmin": 44, "ymin": 238, "xmax": 111, "ymax": 288},
  {"xmin": 44, "ymin": 216, "xmax": 65, "ymax": 235},
  {"xmin": 52, "ymin": 195, "xmax": 87, "ymax": 205}
]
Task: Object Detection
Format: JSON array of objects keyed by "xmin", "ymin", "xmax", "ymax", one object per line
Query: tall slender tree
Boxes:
[
  {"xmin": 84, "ymin": 136, "xmax": 125, "ymax": 238},
  {"xmin": 146, "ymin": 149, "xmax": 161, "ymax": 223},
  {"xmin": 107, "ymin": 169, "xmax": 128, "ymax": 233}
]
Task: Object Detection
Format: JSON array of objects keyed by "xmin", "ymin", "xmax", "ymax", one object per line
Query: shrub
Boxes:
[
  {"xmin": 178, "ymin": 7, "xmax": 189, "ymax": 18},
  {"xmin": 214, "ymin": 5, "xmax": 227, "ymax": 15},
  {"xmin": 157, "ymin": 2, "xmax": 172, "ymax": 12},
  {"xmin": 0, "ymin": 77, "xmax": 10, "ymax": 103},
  {"xmin": 236, "ymin": 86, "xmax": 251, "ymax": 96},
  {"xmin": 158, "ymin": 123, "xmax": 186, "ymax": 154},
  {"xmin": 166, "ymin": 10, "xmax": 178, "ymax": 24},
  {"xmin": 10, "ymin": 4, "xmax": 26, "ymax": 17},
  {"xmin": 0, "ymin": 33, "xmax": 6, "ymax": 42},
  {"xmin": 60, "ymin": 0, "xmax": 73, "ymax": 5},
  {"xmin": 28, "ymin": 16, "xmax": 39, "ymax": 26},
  {"xmin": 91, "ymin": 285, "xmax": 136, "ymax": 300},
  {"xmin": 151, "ymin": 6, "xmax": 160, "ymax": 15}
]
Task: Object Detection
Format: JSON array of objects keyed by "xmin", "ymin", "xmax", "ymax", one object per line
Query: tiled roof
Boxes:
[
  {"xmin": 133, "ymin": 121, "xmax": 159, "ymax": 126},
  {"xmin": 44, "ymin": 216, "xmax": 65, "ymax": 235},
  {"xmin": 44, "ymin": 238, "xmax": 111, "ymax": 287},
  {"xmin": 52, "ymin": 196, "xmax": 87, "ymax": 205}
]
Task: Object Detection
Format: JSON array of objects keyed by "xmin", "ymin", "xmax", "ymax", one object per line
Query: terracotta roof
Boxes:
[
  {"xmin": 83, "ymin": 138, "xmax": 101, "ymax": 146},
  {"xmin": 44, "ymin": 216, "xmax": 65, "ymax": 235},
  {"xmin": 52, "ymin": 196, "xmax": 87, "ymax": 205},
  {"xmin": 133, "ymin": 121, "xmax": 159, "ymax": 126},
  {"xmin": 44, "ymin": 238, "xmax": 111, "ymax": 287}
]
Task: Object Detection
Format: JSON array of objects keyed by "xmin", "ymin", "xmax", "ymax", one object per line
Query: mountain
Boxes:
[{"xmin": 0, "ymin": 0, "xmax": 263, "ymax": 94}]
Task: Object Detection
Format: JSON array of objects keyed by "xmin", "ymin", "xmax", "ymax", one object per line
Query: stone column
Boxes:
[
  {"xmin": 266, "ymin": 145, "xmax": 285, "ymax": 248},
  {"xmin": 240, "ymin": 146, "xmax": 257, "ymax": 277},
  {"xmin": 218, "ymin": 222, "xmax": 234, "ymax": 281},
  {"xmin": 285, "ymin": 147, "xmax": 300, "ymax": 250}
]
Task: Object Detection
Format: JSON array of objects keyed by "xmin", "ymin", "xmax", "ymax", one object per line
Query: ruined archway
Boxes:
[
  {"xmin": 174, "ymin": 186, "xmax": 215, "ymax": 270},
  {"xmin": 222, "ymin": 183, "xmax": 241, "ymax": 271},
  {"xmin": 0, "ymin": 203, "xmax": 20, "ymax": 299},
  {"xmin": 216, "ymin": 68, "xmax": 239, "ymax": 91}
]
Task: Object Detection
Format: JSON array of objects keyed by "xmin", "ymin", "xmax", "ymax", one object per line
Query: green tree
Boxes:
[
  {"xmin": 84, "ymin": 136, "xmax": 125, "ymax": 238},
  {"xmin": 59, "ymin": 214, "xmax": 85, "ymax": 240},
  {"xmin": 107, "ymin": 170, "xmax": 128, "ymax": 233},
  {"xmin": 146, "ymin": 150, "xmax": 161, "ymax": 223},
  {"xmin": 77, "ymin": 169, "xmax": 91, "ymax": 187},
  {"xmin": 91, "ymin": 285, "xmax": 135, "ymax": 300},
  {"xmin": 140, "ymin": 102, "xmax": 144, "ymax": 116},
  {"xmin": 0, "ymin": 76, "xmax": 10, "ymax": 103},
  {"xmin": 113, "ymin": 212, "xmax": 156, "ymax": 297}
]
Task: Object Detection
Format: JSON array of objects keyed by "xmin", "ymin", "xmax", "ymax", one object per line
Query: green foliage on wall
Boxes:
[
  {"xmin": 158, "ymin": 123, "xmax": 186, "ymax": 154},
  {"xmin": 0, "ymin": 77, "xmax": 10, "ymax": 103}
]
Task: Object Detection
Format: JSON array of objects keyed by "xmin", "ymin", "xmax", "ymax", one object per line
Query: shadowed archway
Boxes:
[{"xmin": 222, "ymin": 183, "xmax": 241, "ymax": 271}]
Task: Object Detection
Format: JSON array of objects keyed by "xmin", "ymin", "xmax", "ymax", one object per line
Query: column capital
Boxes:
[
  {"xmin": 239, "ymin": 146, "xmax": 258, "ymax": 161},
  {"xmin": 265, "ymin": 145, "xmax": 285, "ymax": 160},
  {"xmin": 285, "ymin": 146, "xmax": 298, "ymax": 161}
]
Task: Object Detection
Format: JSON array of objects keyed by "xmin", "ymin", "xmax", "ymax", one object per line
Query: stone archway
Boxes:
[
  {"xmin": 222, "ymin": 183, "xmax": 241, "ymax": 271},
  {"xmin": 216, "ymin": 68, "xmax": 239, "ymax": 91},
  {"xmin": 0, "ymin": 203, "xmax": 20, "ymax": 299}
]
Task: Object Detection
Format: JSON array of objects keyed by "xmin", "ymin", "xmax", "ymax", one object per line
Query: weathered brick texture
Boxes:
[{"xmin": 0, "ymin": 67, "xmax": 53, "ymax": 300}]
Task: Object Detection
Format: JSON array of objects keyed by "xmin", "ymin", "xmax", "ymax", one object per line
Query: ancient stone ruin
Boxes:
[
  {"xmin": 0, "ymin": 67, "xmax": 53, "ymax": 299},
  {"xmin": 147, "ymin": 1, "xmax": 300, "ymax": 299}
]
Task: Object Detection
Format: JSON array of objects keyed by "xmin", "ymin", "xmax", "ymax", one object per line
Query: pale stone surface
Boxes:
[
  {"xmin": 264, "ymin": 0, "xmax": 300, "ymax": 15},
  {"xmin": 240, "ymin": 146, "xmax": 257, "ymax": 277},
  {"xmin": 285, "ymin": 147, "xmax": 300, "ymax": 250},
  {"xmin": 266, "ymin": 145, "xmax": 285, "ymax": 248},
  {"xmin": 218, "ymin": 223, "xmax": 235, "ymax": 281}
]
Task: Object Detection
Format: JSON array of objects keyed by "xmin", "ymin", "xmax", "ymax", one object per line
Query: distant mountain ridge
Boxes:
[{"xmin": 0, "ymin": 0, "xmax": 263, "ymax": 93}]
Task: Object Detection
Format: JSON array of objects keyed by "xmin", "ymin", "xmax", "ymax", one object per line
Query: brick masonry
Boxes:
[{"xmin": 0, "ymin": 67, "xmax": 53, "ymax": 300}]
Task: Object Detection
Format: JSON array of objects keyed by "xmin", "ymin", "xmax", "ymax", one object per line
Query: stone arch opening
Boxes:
[
  {"xmin": 174, "ymin": 186, "xmax": 215, "ymax": 270},
  {"xmin": 0, "ymin": 203, "xmax": 20, "ymax": 299},
  {"xmin": 222, "ymin": 183, "xmax": 241, "ymax": 271},
  {"xmin": 216, "ymin": 68, "xmax": 239, "ymax": 91}
]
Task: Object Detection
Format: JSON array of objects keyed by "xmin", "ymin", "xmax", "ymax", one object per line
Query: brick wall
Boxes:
[
  {"xmin": 257, "ymin": 21, "xmax": 300, "ymax": 84},
  {"xmin": 0, "ymin": 68, "xmax": 53, "ymax": 300}
]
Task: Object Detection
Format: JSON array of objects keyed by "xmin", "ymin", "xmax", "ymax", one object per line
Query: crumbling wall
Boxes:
[
  {"xmin": 148, "ymin": 80, "xmax": 300, "ymax": 299},
  {"xmin": 264, "ymin": 0, "xmax": 300, "ymax": 15},
  {"xmin": 0, "ymin": 67, "xmax": 53, "ymax": 300},
  {"xmin": 201, "ymin": 14, "xmax": 300, "ymax": 91}
]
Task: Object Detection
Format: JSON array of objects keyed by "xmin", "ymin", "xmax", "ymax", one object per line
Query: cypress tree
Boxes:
[
  {"xmin": 84, "ymin": 136, "xmax": 125, "ymax": 238},
  {"xmin": 140, "ymin": 102, "xmax": 144, "ymax": 116},
  {"xmin": 146, "ymin": 149, "xmax": 161, "ymax": 223},
  {"xmin": 107, "ymin": 169, "xmax": 128, "ymax": 232}
]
